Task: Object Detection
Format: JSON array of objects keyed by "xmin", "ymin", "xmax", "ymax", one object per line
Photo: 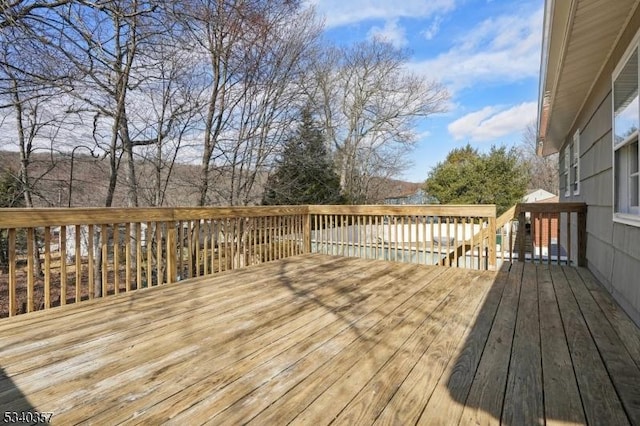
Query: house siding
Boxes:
[{"xmin": 559, "ymin": 6, "xmax": 640, "ymax": 325}]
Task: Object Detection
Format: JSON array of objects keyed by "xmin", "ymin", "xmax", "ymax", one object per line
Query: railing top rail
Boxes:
[
  {"xmin": 0, "ymin": 206, "xmax": 309, "ymax": 228},
  {"xmin": 0, "ymin": 204, "xmax": 502, "ymax": 228},
  {"xmin": 516, "ymin": 202, "xmax": 587, "ymax": 214},
  {"xmin": 307, "ymin": 204, "xmax": 497, "ymax": 218}
]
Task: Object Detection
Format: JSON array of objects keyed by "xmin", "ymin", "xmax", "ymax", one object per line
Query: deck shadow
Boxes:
[
  {"xmin": 442, "ymin": 261, "xmax": 639, "ymax": 425},
  {"xmin": 0, "ymin": 366, "xmax": 50, "ymax": 424}
]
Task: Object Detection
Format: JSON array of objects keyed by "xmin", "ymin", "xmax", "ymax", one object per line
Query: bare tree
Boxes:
[
  {"xmin": 173, "ymin": 0, "xmax": 319, "ymax": 206},
  {"xmin": 0, "ymin": 0, "xmax": 73, "ymax": 29},
  {"xmin": 44, "ymin": 0, "xmax": 169, "ymax": 207},
  {"xmin": 519, "ymin": 123, "xmax": 559, "ymax": 194},
  {"xmin": 307, "ymin": 41, "xmax": 449, "ymax": 203},
  {"xmin": 128, "ymin": 29, "xmax": 202, "ymax": 207},
  {"xmin": 221, "ymin": 7, "xmax": 322, "ymax": 205}
]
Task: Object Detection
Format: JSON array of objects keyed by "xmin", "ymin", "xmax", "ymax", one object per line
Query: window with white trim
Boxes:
[
  {"xmin": 572, "ymin": 131, "xmax": 580, "ymax": 195},
  {"xmin": 564, "ymin": 145, "xmax": 570, "ymax": 197},
  {"xmin": 613, "ymin": 44, "xmax": 640, "ymax": 220}
]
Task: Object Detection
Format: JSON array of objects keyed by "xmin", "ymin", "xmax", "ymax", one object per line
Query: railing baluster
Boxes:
[
  {"xmin": 75, "ymin": 225, "xmax": 81, "ymax": 302},
  {"xmin": 27, "ymin": 227, "xmax": 34, "ymax": 312},
  {"xmin": 44, "ymin": 226, "xmax": 51, "ymax": 307},
  {"xmin": 114, "ymin": 223, "xmax": 120, "ymax": 294},
  {"xmin": 88, "ymin": 225, "xmax": 95, "ymax": 298},
  {"xmin": 125, "ymin": 223, "xmax": 131, "ymax": 292},
  {"xmin": 203, "ymin": 220, "xmax": 209, "ymax": 276},
  {"xmin": 578, "ymin": 210, "xmax": 587, "ymax": 267},
  {"xmin": 135, "ymin": 223, "xmax": 141, "ymax": 288},
  {"xmin": 60, "ymin": 226, "xmax": 67, "ymax": 305},
  {"xmin": 430, "ymin": 217, "xmax": 435, "ymax": 266},
  {"xmin": 155, "ymin": 222, "xmax": 162, "ymax": 284},
  {"xmin": 567, "ymin": 212, "xmax": 572, "ymax": 266},
  {"xmin": 546, "ymin": 212, "xmax": 551, "ymax": 266},
  {"xmin": 194, "ymin": 220, "xmax": 200, "ymax": 277},
  {"xmin": 101, "ymin": 224, "xmax": 108, "ymax": 296},
  {"xmin": 167, "ymin": 221, "xmax": 177, "ymax": 284},
  {"xmin": 8, "ymin": 228, "xmax": 16, "ymax": 317}
]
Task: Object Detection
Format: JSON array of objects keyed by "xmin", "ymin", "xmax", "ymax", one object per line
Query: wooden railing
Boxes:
[
  {"xmin": 513, "ymin": 202, "xmax": 587, "ymax": 266},
  {"xmin": 0, "ymin": 202, "xmax": 587, "ymax": 318},
  {"xmin": 0, "ymin": 207, "xmax": 307, "ymax": 318},
  {"xmin": 307, "ymin": 205, "xmax": 497, "ymax": 271}
]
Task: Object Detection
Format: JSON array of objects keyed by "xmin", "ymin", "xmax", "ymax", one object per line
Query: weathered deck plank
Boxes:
[
  {"xmin": 550, "ymin": 266, "xmax": 630, "ymax": 425},
  {"xmin": 502, "ymin": 262, "xmax": 544, "ymax": 425},
  {"xmin": 415, "ymin": 263, "xmax": 510, "ymax": 426},
  {"xmin": 563, "ymin": 266, "xmax": 640, "ymax": 424},
  {"xmin": 0, "ymin": 254, "xmax": 639, "ymax": 425},
  {"xmin": 459, "ymin": 261, "xmax": 523, "ymax": 425},
  {"xmin": 537, "ymin": 265, "xmax": 586, "ymax": 426},
  {"xmin": 248, "ymin": 264, "xmax": 461, "ymax": 426}
]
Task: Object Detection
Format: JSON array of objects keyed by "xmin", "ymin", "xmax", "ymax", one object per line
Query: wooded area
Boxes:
[{"xmin": 0, "ymin": 0, "xmax": 448, "ymax": 208}]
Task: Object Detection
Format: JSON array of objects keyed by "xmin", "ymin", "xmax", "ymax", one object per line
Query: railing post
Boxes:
[
  {"xmin": 517, "ymin": 208, "xmax": 526, "ymax": 262},
  {"xmin": 488, "ymin": 210, "xmax": 497, "ymax": 270},
  {"xmin": 304, "ymin": 208, "xmax": 312, "ymax": 254},
  {"xmin": 166, "ymin": 221, "xmax": 177, "ymax": 283},
  {"xmin": 577, "ymin": 210, "xmax": 587, "ymax": 267}
]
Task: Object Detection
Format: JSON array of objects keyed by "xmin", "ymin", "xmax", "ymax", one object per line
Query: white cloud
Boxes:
[
  {"xmin": 368, "ymin": 19, "xmax": 407, "ymax": 48},
  {"xmin": 410, "ymin": 7, "xmax": 543, "ymax": 92},
  {"xmin": 307, "ymin": 0, "xmax": 456, "ymax": 29},
  {"xmin": 448, "ymin": 101, "xmax": 537, "ymax": 141},
  {"xmin": 421, "ymin": 16, "xmax": 442, "ymax": 41}
]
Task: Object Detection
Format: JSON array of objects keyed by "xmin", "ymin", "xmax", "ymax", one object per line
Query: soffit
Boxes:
[{"xmin": 539, "ymin": 0, "xmax": 638, "ymax": 155}]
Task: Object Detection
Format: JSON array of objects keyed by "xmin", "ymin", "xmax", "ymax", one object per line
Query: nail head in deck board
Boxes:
[
  {"xmin": 502, "ymin": 262, "xmax": 544, "ymax": 425},
  {"xmin": 537, "ymin": 265, "xmax": 586, "ymax": 425},
  {"xmin": 550, "ymin": 266, "xmax": 630, "ymax": 425},
  {"xmin": 562, "ymin": 266, "xmax": 640, "ymax": 423},
  {"xmin": 459, "ymin": 261, "xmax": 524, "ymax": 425},
  {"xmin": 417, "ymin": 263, "xmax": 510, "ymax": 426}
]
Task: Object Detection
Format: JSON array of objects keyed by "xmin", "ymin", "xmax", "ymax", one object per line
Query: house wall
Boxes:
[{"xmin": 559, "ymin": 6, "xmax": 640, "ymax": 325}]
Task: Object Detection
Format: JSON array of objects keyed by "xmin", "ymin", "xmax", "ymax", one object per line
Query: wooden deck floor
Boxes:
[{"xmin": 1, "ymin": 254, "xmax": 640, "ymax": 425}]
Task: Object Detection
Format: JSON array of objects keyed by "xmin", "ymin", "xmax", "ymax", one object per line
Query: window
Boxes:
[
  {"xmin": 613, "ymin": 43, "xmax": 640, "ymax": 221},
  {"xmin": 572, "ymin": 131, "xmax": 580, "ymax": 195}
]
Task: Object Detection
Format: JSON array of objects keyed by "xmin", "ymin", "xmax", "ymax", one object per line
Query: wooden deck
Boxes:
[{"xmin": 1, "ymin": 254, "xmax": 640, "ymax": 425}]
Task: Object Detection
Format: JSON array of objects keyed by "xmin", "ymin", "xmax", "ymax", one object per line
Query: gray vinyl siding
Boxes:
[{"xmin": 560, "ymin": 8, "xmax": 640, "ymax": 325}]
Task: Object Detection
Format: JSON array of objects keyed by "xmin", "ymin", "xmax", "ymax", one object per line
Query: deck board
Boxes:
[
  {"xmin": 537, "ymin": 265, "xmax": 586, "ymax": 426},
  {"xmin": 502, "ymin": 262, "xmax": 544, "ymax": 425},
  {"xmin": 1, "ymin": 254, "xmax": 639, "ymax": 425},
  {"xmin": 550, "ymin": 266, "xmax": 630, "ymax": 425},
  {"xmin": 459, "ymin": 261, "xmax": 523, "ymax": 425}
]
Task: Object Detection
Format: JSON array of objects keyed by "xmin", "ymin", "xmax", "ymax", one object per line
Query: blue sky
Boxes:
[{"xmin": 309, "ymin": 0, "xmax": 543, "ymax": 182}]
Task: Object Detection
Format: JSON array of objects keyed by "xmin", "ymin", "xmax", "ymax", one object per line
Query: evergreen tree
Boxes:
[
  {"xmin": 424, "ymin": 144, "xmax": 528, "ymax": 215},
  {"xmin": 0, "ymin": 169, "xmax": 24, "ymax": 208},
  {"xmin": 0, "ymin": 169, "xmax": 25, "ymax": 271},
  {"xmin": 263, "ymin": 108, "xmax": 343, "ymax": 205}
]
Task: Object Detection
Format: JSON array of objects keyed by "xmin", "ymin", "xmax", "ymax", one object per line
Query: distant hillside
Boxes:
[{"xmin": 0, "ymin": 150, "xmax": 421, "ymax": 207}]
